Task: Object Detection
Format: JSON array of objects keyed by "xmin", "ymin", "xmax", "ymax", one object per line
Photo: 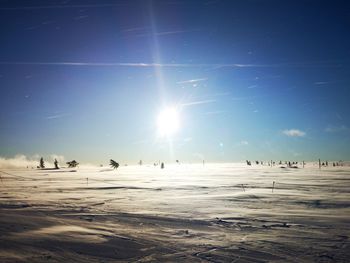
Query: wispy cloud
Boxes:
[
  {"xmin": 240, "ymin": 140, "xmax": 249, "ymax": 145},
  {"xmin": 192, "ymin": 92, "xmax": 230, "ymax": 101},
  {"xmin": 121, "ymin": 26, "xmax": 148, "ymax": 33},
  {"xmin": 125, "ymin": 29, "xmax": 198, "ymax": 38},
  {"xmin": 181, "ymin": 99, "xmax": 216, "ymax": 107},
  {"xmin": 45, "ymin": 113, "xmax": 70, "ymax": 120},
  {"xmin": 25, "ymin": 25, "xmax": 40, "ymax": 30},
  {"xmin": 283, "ymin": 129, "xmax": 306, "ymax": 137},
  {"xmin": 41, "ymin": 20, "xmax": 55, "ymax": 25},
  {"xmin": 73, "ymin": 15, "xmax": 88, "ymax": 20},
  {"xmin": 325, "ymin": 125, "xmax": 349, "ymax": 133},
  {"xmin": 177, "ymin": 78, "xmax": 207, "ymax": 84},
  {"xmin": 0, "ymin": 4, "xmax": 128, "ymax": 10},
  {"xmin": 336, "ymin": 113, "xmax": 343, "ymax": 120},
  {"xmin": 314, "ymin": 81, "xmax": 329, "ymax": 85},
  {"xmin": 0, "ymin": 61, "xmax": 342, "ymax": 69}
]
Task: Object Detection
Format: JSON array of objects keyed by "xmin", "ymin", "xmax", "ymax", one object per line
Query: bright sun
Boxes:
[{"xmin": 157, "ymin": 107, "xmax": 180, "ymax": 137}]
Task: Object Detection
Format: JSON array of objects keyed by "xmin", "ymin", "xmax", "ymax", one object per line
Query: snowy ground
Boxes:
[{"xmin": 0, "ymin": 163, "xmax": 349, "ymax": 262}]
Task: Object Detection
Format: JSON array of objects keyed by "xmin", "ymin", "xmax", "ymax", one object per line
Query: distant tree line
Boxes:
[
  {"xmin": 37, "ymin": 157, "xmax": 79, "ymax": 169},
  {"xmin": 66, "ymin": 160, "xmax": 79, "ymax": 168}
]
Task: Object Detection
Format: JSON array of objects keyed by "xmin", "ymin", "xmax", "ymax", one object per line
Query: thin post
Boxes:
[
  {"xmin": 86, "ymin": 177, "xmax": 88, "ymax": 185},
  {"xmin": 319, "ymin": 159, "xmax": 321, "ymax": 169},
  {"xmin": 272, "ymin": 181, "xmax": 275, "ymax": 193}
]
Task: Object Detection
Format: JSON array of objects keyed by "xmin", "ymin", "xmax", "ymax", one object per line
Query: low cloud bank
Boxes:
[
  {"xmin": 0, "ymin": 154, "xmax": 65, "ymax": 169},
  {"xmin": 283, "ymin": 129, "xmax": 306, "ymax": 137}
]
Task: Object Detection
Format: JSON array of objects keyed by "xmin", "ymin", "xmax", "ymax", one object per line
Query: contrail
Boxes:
[
  {"xmin": 177, "ymin": 78, "xmax": 207, "ymax": 84},
  {"xmin": 121, "ymin": 27, "xmax": 148, "ymax": 33},
  {"xmin": 124, "ymin": 29, "xmax": 200, "ymax": 38},
  {"xmin": 181, "ymin": 99, "xmax": 216, "ymax": 107},
  {"xmin": 45, "ymin": 113, "xmax": 70, "ymax": 120}
]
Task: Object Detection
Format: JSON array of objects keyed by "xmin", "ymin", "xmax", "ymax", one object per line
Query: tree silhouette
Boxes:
[
  {"xmin": 40, "ymin": 157, "xmax": 45, "ymax": 169},
  {"xmin": 54, "ymin": 159, "xmax": 59, "ymax": 169},
  {"xmin": 66, "ymin": 160, "xmax": 79, "ymax": 168},
  {"xmin": 110, "ymin": 159, "xmax": 119, "ymax": 169}
]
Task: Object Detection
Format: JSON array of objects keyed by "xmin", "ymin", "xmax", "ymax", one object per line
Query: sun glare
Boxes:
[{"xmin": 157, "ymin": 107, "xmax": 180, "ymax": 137}]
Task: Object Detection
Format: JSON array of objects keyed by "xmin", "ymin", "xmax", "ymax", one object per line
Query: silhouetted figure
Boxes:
[
  {"xmin": 39, "ymin": 157, "xmax": 45, "ymax": 169},
  {"xmin": 176, "ymin": 160, "xmax": 179, "ymax": 164},
  {"xmin": 326, "ymin": 161, "xmax": 328, "ymax": 166},
  {"xmin": 67, "ymin": 160, "xmax": 79, "ymax": 168},
  {"xmin": 246, "ymin": 160, "xmax": 251, "ymax": 166},
  {"xmin": 279, "ymin": 161, "xmax": 282, "ymax": 165},
  {"xmin": 54, "ymin": 159, "xmax": 59, "ymax": 169},
  {"xmin": 139, "ymin": 160, "xmax": 142, "ymax": 165},
  {"xmin": 333, "ymin": 162, "xmax": 336, "ymax": 167},
  {"xmin": 288, "ymin": 161, "xmax": 291, "ymax": 167},
  {"xmin": 110, "ymin": 159, "xmax": 119, "ymax": 170},
  {"xmin": 256, "ymin": 161, "xmax": 259, "ymax": 165},
  {"xmin": 161, "ymin": 162, "xmax": 164, "ymax": 169}
]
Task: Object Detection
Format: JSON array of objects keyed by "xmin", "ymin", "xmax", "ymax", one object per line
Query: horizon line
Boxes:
[{"xmin": 0, "ymin": 61, "xmax": 342, "ymax": 68}]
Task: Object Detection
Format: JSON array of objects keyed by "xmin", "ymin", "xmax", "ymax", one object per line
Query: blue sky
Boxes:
[{"xmin": 0, "ymin": 0, "xmax": 349, "ymax": 164}]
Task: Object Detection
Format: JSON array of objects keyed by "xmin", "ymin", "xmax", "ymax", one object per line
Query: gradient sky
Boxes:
[{"xmin": 0, "ymin": 0, "xmax": 349, "ymax": 164}]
